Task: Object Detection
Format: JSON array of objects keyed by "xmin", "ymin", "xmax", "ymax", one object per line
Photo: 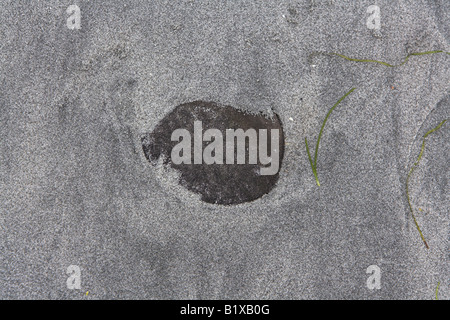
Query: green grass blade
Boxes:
[
  {"xmin": 327, "ymin": 50, "xmax": 448, "ymax": 68},
  {"xmin": 435, "ymin": 281, "xmax": 440, "ymax": 300},
  {"xmin": 331, "ymin": 53, "xmax": 395, "ymax": 67},
  {"xmin": 406, "ymin": 119, "xmax": 447, "ymax": 249},
  {"xmin": 406, "ymin": 167, "xmax": 429, "ymax": 249},
  {"xmin": 424, "ymin": 119, "xmax": 447, "ymax": 138},
  {"xmin": 314, "ymin": 88, "xmax": 356, "ymax": 168},
  {"xmin": 304, "ymin": 88, "xmax": 355, "ymax": 186}
]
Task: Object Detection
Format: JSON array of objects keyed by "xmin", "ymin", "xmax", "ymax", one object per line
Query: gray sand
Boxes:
[{"xmin": 0, "ymin": 0, "xmax": 448, "ymax": 299}]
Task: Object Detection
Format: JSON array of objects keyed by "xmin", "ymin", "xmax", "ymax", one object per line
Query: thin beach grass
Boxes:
[
  {"xmin": 305, "ymin": 88, "xmax": 356, "ymax": 186},
  {"xmin": 406, "ymin": 119, "xmax": 447, "ymax": 249}
]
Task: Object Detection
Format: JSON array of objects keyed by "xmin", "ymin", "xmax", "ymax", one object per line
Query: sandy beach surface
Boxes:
[{"xmin": 0, "ymin": 0, "xmax": 448, "ymax": 299}]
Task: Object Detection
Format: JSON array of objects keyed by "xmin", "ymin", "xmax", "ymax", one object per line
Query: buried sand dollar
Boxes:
[{"xmin": 142, "ymin": 101, "xmax": 285, "ymax": 205}]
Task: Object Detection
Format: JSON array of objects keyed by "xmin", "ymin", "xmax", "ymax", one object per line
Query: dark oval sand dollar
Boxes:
[{"xmin": 141, "ymin": 101, "xmax": 284, "ymax": 205}]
